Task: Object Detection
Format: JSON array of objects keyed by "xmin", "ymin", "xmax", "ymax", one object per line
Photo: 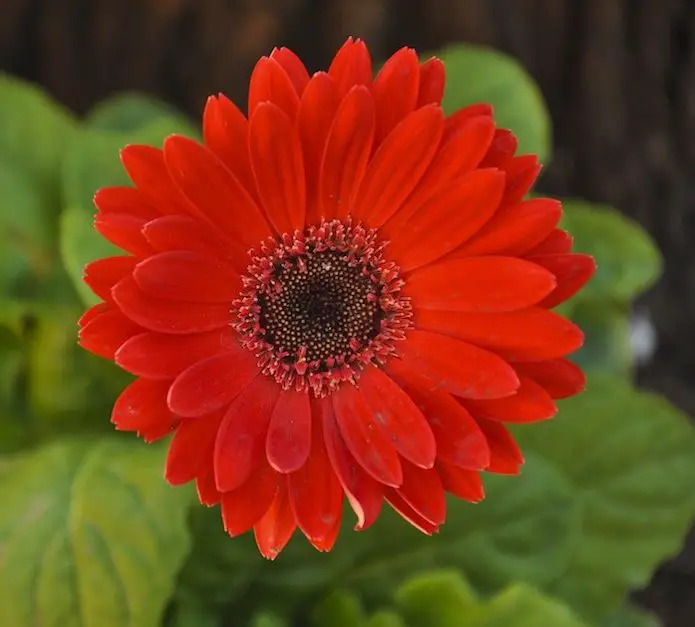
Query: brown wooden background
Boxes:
[{"xmin": 2, "ymin": 0, "xmax": 695, "ymax": 624}]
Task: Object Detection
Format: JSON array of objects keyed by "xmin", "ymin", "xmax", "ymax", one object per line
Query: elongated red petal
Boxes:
[
  {"xmin": 116, "ymin": 328, "xmax": 237, "ymax": 379},
  {"xmin": 163, "ymin": 135, "xmax": 271, "ymax": 247},
  {"xmin": 165, "ymin": 411, "xmax": 223, "ymax": 485},
  {"xmin": 298, "ymin": 72, "xmax": 339, "ymax": 224},
  {"xmin": 78, "ymin": 303, "xmax": 108, "ymax": 328},
  {"xmin": 398, "ymin": 330, "xmax": 519, "ymax": 400},
  {"xmin": 250, "ymin": 102, "xmax": 306, "ymax": 233},
  {"xmin": 387, "ymin": 360, "xmax": 490, "ymax": 470},
  {"xmin": 358, "ymin": 367, "xmax": 436, "ymax": 469},
  {"xmin": 270, "ymin": 47, "xmax": 310, "ymax": 95},
  {"xmin": 221, "ymin": 459, "xmax": 280, "ymax": 536},
  {"xmin": 405, "ymin": 257, "xmax": 556, "ymax": 312},
  {"xmin": 388, "ymin": 169, "xmax": 504, "ymax": 271},
  {"xmin": 328, "ymin": 37, "xmax": 372, "ymax": 97},
  {"xmin": 167, "ymin": 348, "xmax": 259, "ymax": 418},
  {"xmin": 133, "ymin": 251, "xmax": 241, "ymax": 303},
  {"xmin": 464, "ymin": 375, "xmax": 557, "ymax": 423},
  {"xmin": 254, "ymin": 484, "xmax": 297, "ymax": 560},
  {"xmin": 321, "ymin": 398, "xmax": 383, "ymax": 530},
  {"xmin": 437, "ymin": 462, "xmax": 485, "ymax": 502},
  {"xmin": 332, "ymin": 382, "xmax": 403, "ymax": 487},
  {"xmin": 93, "ymin": 212, "xmax": 153, "ymax": 256},
  {"xmin": 248, "ymin": 56, "xmax": 300, "ymax": 119},
  {"xmin": 474, "ymin": 416, "xmax": 524, "ymax": 474},
  {"xmin": 395, "ymin": 462, "xmax": 446, "ymax": 526},
  {"xmin": 515, "ymin": 358, "xmax": 586, "ymax": 399},
  {"xmin": 384, "ymin": 489, "xmax": 438, "ymax": 535},
  {"xmin": 353, "ymin": 105, "xmax": 444, "ymax": 228},
  {"xmin": 202, "ymin": 94, "xmax": 257, "ymax": 200},
  {"xmin": 214, "ymin": 375, "xmax": 281, "ymax": 492},
  {"xmin": 83, "ymin": 256, "xmax": 137, "ymax": 303},
  {"xmin": 111, "ymin": 378, "xmax": 174, "ymax": 434},
  {"xmin": 413, "ymin": 307, "xmax": 584, "ymax": 361},
  {"xmin": 266, "ymin": 389, "xmax": 312, "ymax": 473},
  {"xmin": 501, "ymin": 155, "xmax": 541, "ymax": 205},
  {"xmin": 319, "ymin": 86, "xmax": 375, "ymax": 221},
  {"xmin": 530, "ymin": 253, "xmax": 597, "ymax": 308},
  {"xmin": 94, "ymin": 186, "xmax": 159, "ymax": 220},
  {"xmin": 196, "ymin": 467, "xmax": 222, "ymax": 506},
  {"xmin": 527, "ymin": 228, "xmax": 573, "ymax": 256},
  {"xmin": 417, "ymin": 57, "xmax": 445, "ymax": 107},
  {"xmin": 443, "ymin": 104, "xmax": 493, "ymax": 141},
  {"xmin": 480, "ymin": 129, "xmax": 517, "ymax": 168},
  {"xmin": 78, "ymin": 308, "xmax": 143, "ymax": 359},
  {"xmin": 372, "ymin": 47, "xmax": 420, "ymax": 144},
  {"xmin": 113, "ymin": 276, "xmax": 231, "ymax": 334}
]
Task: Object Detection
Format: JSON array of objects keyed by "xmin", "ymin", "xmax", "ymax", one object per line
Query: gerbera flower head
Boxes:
[{"xmin": 79, "ymin": 37, "xmax": 595, "ymax": 559}]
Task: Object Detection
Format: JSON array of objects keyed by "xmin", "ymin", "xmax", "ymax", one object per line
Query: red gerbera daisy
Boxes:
[{"xmin": 78, "ymin": 38, "xmax": 595, "ymax": 559}]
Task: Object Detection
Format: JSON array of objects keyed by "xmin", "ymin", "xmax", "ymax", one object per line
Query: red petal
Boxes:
[
  {"xmin": 443, "ymin": 103, "xmax": 493, "ymax": 141},
  {"xmin": 388, "ymin": 169, "xmax": 504, "ymax": 271},
  {"xmin": 94, "ymin": 187, "xmax": 159, "ymax": 220},
  {"xmin": 221, "ymin": 459, "xmax": 279, "ymax": 537},
  {"xmin": 384, "ymin": 489, "xmax": 438, "ymax": 535},
  {"xmin": 113, "ymin": 276, "xmax": 232, "ymax": 334},
  {"xmin": 133, "ymin": 251, "xmax": 241, "ymax": 303},
  {"xmin": 358, "ymin": 367, "xmax": 436, "ymax": 469},
  {"xmin": 387, "ymin": 360, "xmax": 490, "ymax": 470},
  {"xmin": 413, "ymin": 307, "xmax": 584, "ymax": 361},
  {"xmin": 111, "ymin": 378, "xmax": 174, "ymax": 434},
  {"xmin": 321, "ymin": 397, "xmax": 383, "ymax": 530},
  {"xmin": 455, "ymin": 198, "xmax": 562, "ymax": 257},
  {"xmin": 249, "ymin": 103, "xmax": 306, "ymax": 233},
  {"xmin": 163, "ymin": 135, "xmax": 271, "ymax": 248},
  {"xmin": 288, "ymin": 399, "xmax": 343, "ymax": 550},
  {"xmin": 297, "ymin": 72, "xmax": 340, "ymax": 225},
  {"xmin": 168, "ymin": 348, "xmax": 259, "ymax": 418},
  {"xmin": 78, "ymin": 302, "xmax": 109, "ymax": 328},
  {"xmin": 120, "ymin": 145, "xmax": 191, "ymax": 215},
  {"xmin": 474, "ymin": 416, "xmax": 524, "ymax": 474},
  {"xmin": 266, "ymin": 389, "xmax": 312, "ymax": 474},
  {"xmin": 270, "ymin": 47, "xmax": 310, "ymax": 95},
  {"xmin": 515, "ymin": 358, "xmax": 586, "ymax": 399},
  {"xmin": 464, "ymin": 374, "xmax": 557, "ymax": 423},
  {"xmin": 202, "ymin": 94, "xmax": 257, "ymax": 201},
  {"xmin": 527, "ymin": 228, "xmax": 573, "ymax": 256},
  {"xmin": 501, "ymin": 155, "xmax": 541, "ymax": 205},
  {"xmin": 398, "ymin": 330, "xmax": 519, "ymax": 399},
  {"xmin": 165, "ymin": 411, "xmax": 223, "ymax": 485},
  {"xmin": 214, "ymin": 375, "xmax": 281, "ymax": 492},
  {"xmin": 319, "ymin": 86, "xmax": 375, "ymax": 222},
  {"xmin": 142, "ymin": 214, "xmax": 248, "ymax": 273},
  {"xmin": 196, "ymin": 467, "xmax": 222, "ymax": 506},
  {"xmin": 353, "ymin": 105, "xmax": 444, "ymax": 228},
  {"xmin": 530, "ymin": 253, "xmax": 596, "ymax": 308},
  {"xmin": 78, "ymin": 308, "xmax": 143, "ymax": 359},
  {"xmin": 395, "ymin": 462, "xmax": 446, "ymax": 526},
  {"xmin": 381, "ymin": 115, "xmax": 496, "ymax": 241},
  {"xmin": 405, "ymin": 257, "xmax": 557, "ymax": 312},
  {"xmin": 83, "ymin": 256, "xmax": 137, "ymax": 303},
  {"xmin": 417, "ymin": 57, "xmax": 445, "ymax": 107},
  {"xmin": 116, "ymin": 327, "xmax": 238, "ymax": 379},
  {"xmin": 328, "ymin": 37, "xmax": 372, "ymax": 98},
  {"xmin": 372, "ymin": 47, "xmax": 420, "ymax": 144},
  {"xmin": 248, "ymin": 57, "xmax": 300, "ymax": 119},
  {"xmin": 94, "ymin": 212, "xmax": 152, "ymax": 256},
  {"xmin": 254, "ymin": 485, "xmax": 297, "ymax": 560},
  {"xmin": 480, "ymin": 129, "xmax": 518, "ymax": 168},
  {"xmin": 437, "ymin": 462, "xmax": 485, "ymax": 502}
]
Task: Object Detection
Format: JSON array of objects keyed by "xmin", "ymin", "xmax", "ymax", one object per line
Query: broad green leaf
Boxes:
[
  {"xmin": 570, "ymin": 301, "xmax": 632, "ymax": 376},
  {"xmin": 311, "ymin": 591, "xmax": 365, "ymax": 627},
  {"xmin": 562, "ymin": 201, "xmax": 662, "ymax": 302},
  {"xmin": 514, "ymin": 375, "xmax": 695, "ymax": 620},
  {"xmin": 365, "ymin": 612, "xmax": 406, "ymax": 627},
  {"xmin": 438, "ymin": 45, "xmax": 551, "ymax": 161},
  {"xmin": 250, "ymin": 613, "xmax": 290, "ymax": 627},
  {"xmin": 0, "ymin": 438, "xmax": 192, "ymax": 627},
  {"xmin": 600, "ymin": 604, "xmax": 660, "ymax": 627},
  {"xmin": 168, "ymin": 597, "xmax": 222, "ymax": 627},
  {"xmin": 87, "ymin": 93, "xmax": 194, "ymax": 134}
]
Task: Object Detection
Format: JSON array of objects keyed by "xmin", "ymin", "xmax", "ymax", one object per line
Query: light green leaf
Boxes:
[
  {"xmin": 0, "ymin": 438, "xmax": 192, "ymax": 627},
  {"xmin": 600, "ymin": 604, "xmax": 660, "ymax": 627},
  {"xmin": 87, "ymin": 93, "xmax": 195, "ymax": 134},
  {"xmin": 250, "ymin": 612, "xmax": 290, "ymax": 627},
  {"xmin": 438, "ymin": 45, "xmax": 551, "ymax": 161},
  {"xmin": 570, "ymin": 301, "xmax": 632, "ymax": 376},
  {"xmin": 562, "ymin": 201, "xmax": 662, "ymax": 302},
  {"xmin": 513, "ymin": 375, "xmax": 695, "ymax": 620},
  {"xmin": 365, "ymin": 612, "xmax": 406, "ymax": 627}
]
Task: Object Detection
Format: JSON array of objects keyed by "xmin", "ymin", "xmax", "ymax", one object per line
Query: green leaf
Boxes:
[
  {"xmin": 250, "ymin": 612, "xmax": 290, "ymax": 627},
  {"xmin": 311, "ymin": 591, "xmax": 365, "ymax": 627},
  {"xmin": 570, "ymin": 301, "xmax": 633, "ymax": 376},
  {"xmin": 513, "ymin": 375, "xmax": 695, "ymax": 620},
  {"xmin": 0, "ymin": 438, "xmax": 192, "ymax": 627},
  {"xmin": 600, "ymin": 604, "xmax": 660, "ymax": 627},
  {"xmin": 365, "ymin": 612, "xmax": 406, "ymax": 627},
  {"xmin": 438, "ymin": 45, "xmax": 551, "ymax": 161},
  {"xmin": 561, "ymin": 201, "xmax": 662, "ymax": 302},
  {"xmin": 87, "ymin": 93, "xmax": 195, "ymax": 134}
]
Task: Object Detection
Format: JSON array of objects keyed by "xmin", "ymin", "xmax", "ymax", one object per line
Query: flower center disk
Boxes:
[{"xmin": 234, "ymin": 220, "xmax": 412, "ymax": 396}]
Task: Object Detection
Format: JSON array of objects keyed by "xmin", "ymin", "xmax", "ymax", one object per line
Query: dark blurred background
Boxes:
[{"xmin": 2, "ymin": 0, "xmax": 694, "ymax": 624}]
